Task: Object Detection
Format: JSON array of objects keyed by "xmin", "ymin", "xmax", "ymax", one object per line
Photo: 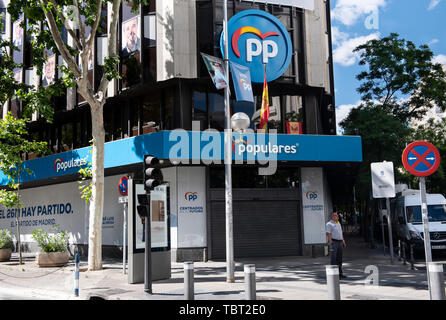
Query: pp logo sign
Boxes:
[
  {"xmin": 240, "ymin": 78, "xmax": 252, "ymax": 91},
  {"xmin": 185, "ymin": 192, "xmax": 198, "ymax": 202},
  {"xmin": 221, "ymin": 10, "xmax": 292, "ymax": 83},
  {"xmin": 306, "ymin": 191, "xmax": 318, "ymax": 200},
  {"xmin": 233, "ymin": 27, "xmax": 279, "ymax": 64}
]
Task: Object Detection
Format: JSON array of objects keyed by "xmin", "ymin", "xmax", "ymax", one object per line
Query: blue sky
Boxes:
[{"xmin": 331, "ymin": 0, "xmax": 446, "ymax": 133}]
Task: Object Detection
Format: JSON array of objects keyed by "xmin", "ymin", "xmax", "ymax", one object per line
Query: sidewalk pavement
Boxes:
[{"xmin": 0, "ymin": 234, "xmax": 443, "ymax": 300}]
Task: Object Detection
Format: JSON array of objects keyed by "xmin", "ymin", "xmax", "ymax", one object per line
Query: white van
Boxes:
[{"xmin": 391, "ymin": 189, "xmax": 446, "ymax": 252}]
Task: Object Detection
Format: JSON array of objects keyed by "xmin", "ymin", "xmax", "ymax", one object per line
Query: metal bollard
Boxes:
[
  {"xmin": 428, "ymin": 263, "xmax": 445, "ymax": 300},
  {"xmin": 184, "ymin": 262, "xmax": 194, "ymax": 300},
  {"xmin": 326, "ymin": 265, "xmax": 341, "ymax": 300},
  {"xmin": 74, "ymin": 253, "xmax": 80, "ymax": 297},
  {"xmin": 398, "ymin": 240, "xmax": 402, "ymax": 261},
  {"xmin": 244, "ymin": 264, "xmax": 256, "ymax": 300}
]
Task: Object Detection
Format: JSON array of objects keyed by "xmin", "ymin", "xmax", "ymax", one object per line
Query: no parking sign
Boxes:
[
  {"xmin": 118, "ymin": 176, "xmax": 129, "ymax": 196},
  {"xmin": 402, "ymin": 141, "xmax": 440, "ymax": 177}
]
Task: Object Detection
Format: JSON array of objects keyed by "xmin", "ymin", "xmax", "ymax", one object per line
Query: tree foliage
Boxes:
[
  {"xmin": 354, "ymin": 33, "xmax": 446, "ymax": 122},
  {"xmin": 5, "ymin": 0, "xmax": 148, "ymax": 270},
  {"xmin": 408, "ymin": 118, "xmax": 446, "ymax": 193},
  {"xmin": 341, "ymin": 33, "xmax": 446, "ymax": 242},
  {"xmin": 0, "ymin": 113, "xmax": 49, "ymax": 263},
  {"xmin": 341, "ymin": 103, "xmax": 412, "ymax": 201}
]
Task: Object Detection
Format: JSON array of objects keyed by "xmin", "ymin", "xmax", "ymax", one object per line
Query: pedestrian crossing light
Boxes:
[{"xmin": 144, "ymin": 155, "xmax": 163, "ymax": 191}]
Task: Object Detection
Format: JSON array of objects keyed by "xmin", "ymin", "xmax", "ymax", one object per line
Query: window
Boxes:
[
  {"xmin": 142, "ymin": 91, "xmax": 161, "ymax": 134},
  {"xmin": 61, "ymin": 123, "xmax": 74, "ymax": 151},
  {"xmin": 193, "ymin": 91, "xmax": 208, "ymax": 129},
  {"xmin": 406, "ymin": 205, "xmax": 446, "ymax": 223},
  {"xmin": 121, "ymin": 2, "xmax": 142, "ymax": 88},
  {"xmin": 142, "ymin": 3, "xmax": 156, "ymax": 81},
  {"xmin": 209, "ymin": 93, "xmax": 225, "ymax": 131}
]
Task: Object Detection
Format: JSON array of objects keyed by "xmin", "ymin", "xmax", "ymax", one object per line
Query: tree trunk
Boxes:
[{"xmin": 88, "ymin": 103, "xmax": 105, "ymax": 271}]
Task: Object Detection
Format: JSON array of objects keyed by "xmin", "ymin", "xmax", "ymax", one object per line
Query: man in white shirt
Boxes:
[{"xmin": 326, "ymin": 212, "xmax": 347, "ymax": 278}]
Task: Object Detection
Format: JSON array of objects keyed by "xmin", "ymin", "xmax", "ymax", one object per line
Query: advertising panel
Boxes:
[
  {"xmin": 0, "ymin": 175, "xmax": 125, "ymax": 245},
  {"xmin": 133, "ymin": 183, "xmax": 170, "ymax": 250},
  {"xmin": 177, "ymin": 167, "xmax": 207, "ymax": 248},
  {"xmin": 301, "ymin": 167, "xmax": 326, "ymax": 244}
]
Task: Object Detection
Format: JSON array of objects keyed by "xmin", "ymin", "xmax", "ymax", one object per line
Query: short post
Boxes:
[
  {"xmin": 123, "ymin": 202, "xmax": 127, "ymax": 274},
  {"xmin": 428, "ymin": 263, "xmax": 445, "ymax": 300},
  {"xmin": 410, "ymin": 244, "xmax": 415, "ymax": 270},
  {"xmin": 326, "ymin": 265, "xmax": 341, "ymax": 300},
  {"xmin": 398, "ymin": 240, "xmax": 402, "ymax": 261},
  {"xmin": 74, "ymin": 253, "xmax": 80, "ymax": 297},
  {"xmin": 402, "ymin": 242, "xmax": 407, "ymax": 265},
  {"xmin": 184, "ymin": 262, "xmax": 194, "ymax": 300},
  {"xmin": 244, "ymin": 264, "xmax": 256, "ymax": 300}
]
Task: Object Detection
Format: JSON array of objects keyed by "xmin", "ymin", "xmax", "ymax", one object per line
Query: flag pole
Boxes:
[{"xmin": 223, "ymin": 0, "xmax": 235, "ymax": 283}]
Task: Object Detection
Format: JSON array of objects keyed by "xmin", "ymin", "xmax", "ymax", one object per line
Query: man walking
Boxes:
[{"xmin": 326, "ymin": 212, "xmax": 347, "ymax": 278}]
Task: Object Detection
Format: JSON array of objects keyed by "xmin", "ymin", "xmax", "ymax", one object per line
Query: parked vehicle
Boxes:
[{"xmin": 391, "ymin": 189, "xmax": 446, "ymax": 253}]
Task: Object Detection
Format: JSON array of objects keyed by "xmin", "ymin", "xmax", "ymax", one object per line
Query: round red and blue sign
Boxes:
[
  {"xmin": 402, "ymin": 141, "xmax": 441, "ymax": 177},
  {"xmin": 220, "ymin": 10, "xmax": 292, "ymax": 83},
  {"xmin": 118, "ymin": 176, "xmax": 129, "ymax": 196}
]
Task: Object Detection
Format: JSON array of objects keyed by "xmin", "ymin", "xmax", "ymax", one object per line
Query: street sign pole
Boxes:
[
  {"xmin": 371, "ymin": 161, "xmax": 396, "ymax": 264},
  {"xmin": 420, "ymin": 177, "xmax": 433, "ymax": 263},
  {"xmin": 420, "ymin": 176, "xmax": 433, "ymax": 298},
  {"xmin": 402, "ymin": 141, "xmax": 441, "ymax": 300},
  {"xmin": 379, "ymin": 200, "xmax": 386, "ymax": 256},
  {"xmin": 123, "ymin": 201, "xmax": 127, "ymax": 274},
  {"xmin": 386, "ymin": 197, "xmax": 394, "ymax": 264}
]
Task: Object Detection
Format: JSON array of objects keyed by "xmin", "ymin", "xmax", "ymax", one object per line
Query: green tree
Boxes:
[
  {"xmin": 7, "ymin": 0, "xmax": 145, "ymax": 270},
  {"xmin": 341, "ymin": 104, "xmax": 412, "ymax": 205},
  {"xmin": 0, "ymin": 113, "xmax": 48, "ymax": 264},
  {"xmin": 341, "ymin": 34, "xmax": 446, "ymax": 244},
  {"xmin": 0, "ymin": 16, "xmax": 52, "ymax": 264},
  {"xmin": 409, "ymin": 118, "xmax": 446, "ymax": 194},
  {"xmin": 354, "ymin": 33, "xmax": 446, "ymax": 121}
]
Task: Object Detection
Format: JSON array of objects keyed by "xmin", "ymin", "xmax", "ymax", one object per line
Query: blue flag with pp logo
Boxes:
[{"xmin": 230, "ymin": 62, "xmax": 254, "ymax": 103}]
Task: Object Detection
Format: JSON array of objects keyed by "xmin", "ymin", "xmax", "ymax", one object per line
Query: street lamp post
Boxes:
[{"xmin": 223, "ymin": 0, "xmax": 234, "ymax": 283}]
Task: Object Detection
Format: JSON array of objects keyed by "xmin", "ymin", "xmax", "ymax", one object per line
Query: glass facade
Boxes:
[{"xmin": 10, "ymin": 0, "xmax": 333, "ymax": 158}]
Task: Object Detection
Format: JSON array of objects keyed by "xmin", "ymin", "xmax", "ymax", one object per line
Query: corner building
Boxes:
[{"xmin": 0, "ymin": 0, "xmax": 362, "ymax": 261}]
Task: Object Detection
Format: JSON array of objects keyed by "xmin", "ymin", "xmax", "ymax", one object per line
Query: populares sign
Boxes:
[{"xmin": 221, "ymin": 10, "xmax": 292, "ymax": 83}]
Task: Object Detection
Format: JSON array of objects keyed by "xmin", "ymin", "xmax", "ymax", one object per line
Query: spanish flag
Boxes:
[{"xmin": 258, "ymin": 66, "xmax": 269, "ymax": 131}]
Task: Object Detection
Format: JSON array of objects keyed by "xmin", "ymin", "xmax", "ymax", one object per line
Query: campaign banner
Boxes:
[
  {"xmin": 301, "ymin": 167, "xmax": 326, "ymax": 244},
  {"xmin": 0, "ymin": 175, "xmax": 125, "ymax": 245},
  {"xmin": 230, "ymin": 62, "xmax": 254, "ymax": 103},
  {"xmin": 201, "ymin": 52, "xmax": 229, "ymax": 90}
]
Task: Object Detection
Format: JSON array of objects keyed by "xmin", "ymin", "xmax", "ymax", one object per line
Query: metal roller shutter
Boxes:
[{"xmin": 210, "ymin": 189, "xmax": 301, "ymax": 259}]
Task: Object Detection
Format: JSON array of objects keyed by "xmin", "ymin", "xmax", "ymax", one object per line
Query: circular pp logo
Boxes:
[{"xmin": 220, "ymin": 10, "xmax": 292, "ymax": 83}]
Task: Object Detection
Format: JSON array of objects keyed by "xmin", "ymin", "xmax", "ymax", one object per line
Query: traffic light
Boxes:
[{"xmin": 144, "ymin": 155, "xmax": 163, "ymax": 191}]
